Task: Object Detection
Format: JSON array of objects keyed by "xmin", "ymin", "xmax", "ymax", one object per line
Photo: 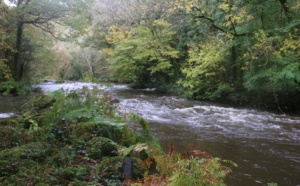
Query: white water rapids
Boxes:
[
  {"xmin": 1, "ymin": 82, "xmax": 299, "ymax": 185},
  {"xmin": 110, "ymin": 85, "xmax": 300, "ymax": 144}
]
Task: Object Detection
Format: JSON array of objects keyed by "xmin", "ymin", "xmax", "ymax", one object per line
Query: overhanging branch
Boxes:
[
  {"xmin": 191, "ymin": 6, "xmax": 247, "ymax": 37},
  {"xmin": 32, "ymin": 23, "xmax": 66, "ymax": 41}
]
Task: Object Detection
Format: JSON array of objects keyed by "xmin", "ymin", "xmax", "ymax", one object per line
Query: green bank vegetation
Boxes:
[
  {"xmin": 1, "ymin": 0, "xmax": 300, "ymax": 111},
  {"xmin": 0, "ymin": 87, "xmax": 235, "ymax": 185}
]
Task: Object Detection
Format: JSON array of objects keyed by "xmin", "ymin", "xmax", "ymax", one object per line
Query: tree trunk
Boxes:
[
  {"xmin": 279, "ymin": 0, "xmax": 292, "ymax": 23},
  {"xmin": 12, "ymin": 0, "xmax": 32, "ymax": 81},
  {"xmin": 13, "ymin": 22, "xmax": 24, "ymax": 81}
]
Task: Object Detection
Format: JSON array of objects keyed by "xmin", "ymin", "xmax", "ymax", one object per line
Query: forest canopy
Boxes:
[{"xmin": 1, "ymin": 0, "xmax": 300, "ymax": 111}]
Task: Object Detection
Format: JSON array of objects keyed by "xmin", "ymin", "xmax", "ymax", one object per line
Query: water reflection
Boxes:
[{"xmin": 0, "ymin": 94, "xmax": 36, "ymax": 118}]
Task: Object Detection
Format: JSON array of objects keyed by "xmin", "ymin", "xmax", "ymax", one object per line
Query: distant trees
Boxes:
[
  {"xmin": 90, "ymin": 0, "xmax": 300, "ymax": 109},
  {"xmin": 1, "ymin": 0, "xmax": 299, "ymax": 109},
  {"xmin": 0, "ymin": 0, "xmax": 92, "ymax": 82},
  {"xmin": 90, "ymin": 0, "xmax": 181, "ymax": 87}
]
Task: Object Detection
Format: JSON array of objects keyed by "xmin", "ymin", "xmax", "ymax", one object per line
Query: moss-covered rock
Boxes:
[
  {"xmin": 77, "ymin": 120, "xmax": 139, "ymax": 147},
  {"xmin": 77, "ymin": 120, "xmax": 125, "ymax": 142},
  {"xmin": 58, "ymin": 165, "xmax": 90, "ymax": 181},
  {"xmin": 50, "ymin": 148, "xmax": 76, "ymax": 167},
  {"xmin": 88, "ymin": 137, "xmax": 119, "ymax": 159},
  {"xmin": 95, "ymin": 156, "xmax": 147, "ymax": 183},
  {"xmin": 1, "ymin": 142, "xmax": 48, "ymax": 161},
  {"xmin": 95, "ymin": 156, "xmax": 124, "ymax": 184},
  {"xmin": 21, "ymin": 95, "xmax": 55, "ymax": 111}
]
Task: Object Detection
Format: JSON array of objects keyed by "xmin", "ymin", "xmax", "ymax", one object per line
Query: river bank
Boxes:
[
  {"xmin": 0, "ymin": 86, "xmax": 232, "ymax": 185},
  {"xmin": 1, "ymin": 81, "xmax": 300, "ymax": 185}
]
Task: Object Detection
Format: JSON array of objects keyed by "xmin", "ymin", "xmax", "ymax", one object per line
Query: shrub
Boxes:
[{"xmin": 0, "ymin": 80, "xmax": 29, "ymax": 95}]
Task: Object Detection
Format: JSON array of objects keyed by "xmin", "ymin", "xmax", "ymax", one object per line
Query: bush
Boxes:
[{"xmin": 0, "ymin": 80, "xmax": 31, "ymax": 95}]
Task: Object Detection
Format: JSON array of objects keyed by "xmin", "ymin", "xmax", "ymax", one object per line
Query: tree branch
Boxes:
[
  {"xmin": 32, "ymin": 23, "xmax": 66, "ymax": 41},
  {"xmin": 191, "ymin": 6, "xmax": 247, "ymax": 37}
]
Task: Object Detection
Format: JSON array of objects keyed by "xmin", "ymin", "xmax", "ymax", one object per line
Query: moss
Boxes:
[
  {"xmin": 119, "ymin": 125, "xmax": 139, "ymax": 147},
  {"xmin": 35, "ymin": 184, "xmax": 50, "ymax": 186},
  {"xmin": 95, "ymin": 156, "xmax": 147, "ymax": 183},
  {"xmin": 77, "ymin": 120, "xmax": 140, "ymax": 147},
  {"xmin": 95, "ymin": 156, "xmax": 124, "ymax": 183},
  {"xmin": 0, "ymin": 160, "xmax": 19, "ymax": 177},
  {"xmin": 59, "ymin": 166, "xmax": 90, "ymax": 181},
  {"xmin": 73, "ymin": 134, "xmax": 90, "ymax": 156},
  {"xmin": 132, "ymin": 157, "xmax": 147, "ymax": 179},
  {"xmin": 0, "ymin": 126, "xmax": 22, "ymax": 150},
  {"xmin": 1, "ymin": 88, "xmax": 215, "ymax": 185},
  {"xmin": 50, "ymin": 148, "xmax": 76, "ymax": 167},
  {"xmin": 1, "ymin": 142, "xmax": 48, "ymax": 161},
  {"xmin": 0, "ymin": 159, "xmax": 46, "ymax": 185},
  {"xmin": 77, "ymin": 120, "xmax": 125, "ymax": 142},
  {"xmin": 88, "ymin": 137, "xmax": 119, "ymax": 159},
  {"xmin": 21, "ymin": 95, "xmax": 55, "ymax": 111},
  {"xmin": 0, "ymin": 118, "xmax": 21, "ymax": 127},
  {"xmin": 55, "ymin": 80, "xmax": 65, "ymax": 84}
]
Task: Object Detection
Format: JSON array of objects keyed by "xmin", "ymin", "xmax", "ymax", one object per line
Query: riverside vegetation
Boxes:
[
  {"xmin": 0, "ymin": 87, "xmax": 236, "ymax": 186},
  {"xmin": 1, "ymin": 1, "xmax": 300, "ymax": 112}
]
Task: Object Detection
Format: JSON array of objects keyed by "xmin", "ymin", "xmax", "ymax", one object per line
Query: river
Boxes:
[{"xmin": 1, "ymin": 82, "xmax": 300, "ymax": 186}]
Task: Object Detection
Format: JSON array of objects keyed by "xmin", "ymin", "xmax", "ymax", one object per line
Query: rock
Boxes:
[
  {"xmin": 123, "ymin": 157, "xmax": 133, "ymax": 180},
  {"xmin": 88, "ymin": 137, "xmax": 119, "ymax": 159},
  {"xmin": 21, "ymin": 95, "xmax": 55, "ymax": 111},
  {"xmin": 1, "ymin": 142, "xmax": 48, "ymax": 161},
  {"xmin": 95, "ymin": 156, "xmax": 147, "ymax": 183}
]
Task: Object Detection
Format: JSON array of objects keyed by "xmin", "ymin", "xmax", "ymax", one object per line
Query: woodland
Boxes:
[
  {"xmin": 1, "ymin": 0, "xmax": 300, "ymax": 111},
  {"xmin": 0, "ymin": 0, "xmax": 299, "ymax": 185}
]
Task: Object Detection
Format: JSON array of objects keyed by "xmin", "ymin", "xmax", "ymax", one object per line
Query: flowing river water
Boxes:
[{"xmin": 1, "ymin": 82, "xmax": 300, "ymax": 186}]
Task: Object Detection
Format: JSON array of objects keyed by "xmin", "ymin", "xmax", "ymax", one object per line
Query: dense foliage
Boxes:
[
  {"xmin": 1, "ymin": 0, "xmax": 300, "ymax": 110},
  {"xmin": 0, "ymin": 87, "xmax": 234, "ymax": 185}
]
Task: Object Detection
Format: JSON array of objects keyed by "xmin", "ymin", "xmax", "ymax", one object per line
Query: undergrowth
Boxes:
[
  {"xmin": 0, "ymin": 87, "xmax": 235, "ymax": 185},
  {"xmin": 0, "ymin": 80, "xmax": 32, "ymax": 95}
]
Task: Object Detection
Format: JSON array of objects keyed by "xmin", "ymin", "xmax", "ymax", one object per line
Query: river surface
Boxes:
[{"xmin": 1, "ymin": 82, "xmax": 300, "ymax": 186}]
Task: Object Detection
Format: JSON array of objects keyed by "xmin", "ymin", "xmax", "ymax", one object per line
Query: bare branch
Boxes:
[{"xmin": 32, "ymin": 23, "xmax": 66, "ymax": 41}]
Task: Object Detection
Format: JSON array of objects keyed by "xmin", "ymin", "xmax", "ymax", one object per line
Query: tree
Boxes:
[
  {"xmin": 179, "ymin": 35, "xmax": 232, "ymax": 100},
  {"xmin": 1, "ymin": 0, "xmax": 93, "ymax": 82},
  {"xmin": 0, "ymin": 1, "xmax": 13, "ymax": 80},
  {"xmin": 108, "ymin": 19, "xmax": 178, "ymax": 87},
  {"xmin": 176, "ymin": 0, "xmax": 300, "ymax": 108},
  {"xmin": 172, "ymin": 0, "xmax": 251, "ymax": 99},
  {"xmin": 12, "ymin": 0, "xmax": 68, "ymax": 81}
]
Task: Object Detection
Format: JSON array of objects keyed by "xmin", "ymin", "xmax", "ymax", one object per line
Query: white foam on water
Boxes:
[
  {"xmin": 34, "ymin": 82, "xmax": 300, "ymax": 143},
  {"xmin": 34, "ymin": 82, "xmax": 107, "ymax": 93},
  {"xmin": 117, "ymin": 94, "xmax": 300, "ymax": 143},
  {"xmin": 0, "ymin": 113, "xmax": 14, "ymax": 118}
]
